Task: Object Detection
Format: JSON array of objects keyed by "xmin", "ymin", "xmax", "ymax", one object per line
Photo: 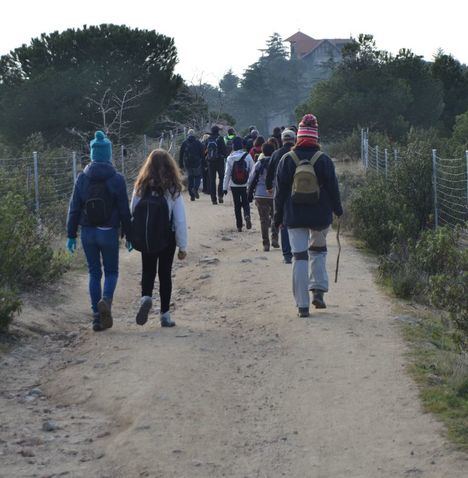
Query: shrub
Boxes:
[{"xmin": 0, "ymin": 287, "xmax": 21, "ymax": 333}]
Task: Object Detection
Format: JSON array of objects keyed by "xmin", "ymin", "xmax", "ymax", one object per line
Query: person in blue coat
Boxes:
[
  {"xmin": 274, "ymin": 114, "xmax": 343, "ymax": 318},
  {"xmin": 66, "ymin": 131, "xmax": 131, "ymax": 331}
]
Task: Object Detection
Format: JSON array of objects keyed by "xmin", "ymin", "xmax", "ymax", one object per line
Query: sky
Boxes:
[{"xmin": 1, "ymin": 0, "xmax": 467, "ymax": 85}]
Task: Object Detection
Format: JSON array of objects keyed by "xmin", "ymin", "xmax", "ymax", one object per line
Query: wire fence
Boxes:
[
  {"xmin": 0, "ymin": 128, "xmax": 188, "ymax": 232},
  {"xmin": 361, "ymin": 129, "xmax": 468, "ymax": 243}
]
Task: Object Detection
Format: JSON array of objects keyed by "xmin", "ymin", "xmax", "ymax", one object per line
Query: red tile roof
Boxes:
[{"xmin": 285, "ymin": 32, "xmax": 350, "ymax": 58}]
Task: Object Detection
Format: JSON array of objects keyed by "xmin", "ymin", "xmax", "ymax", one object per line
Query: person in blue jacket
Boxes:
[
  {"xmin": 66, "ymin": 131, "xmax": 131, "ymax": 331},
  {"xmin": 274, "ymin": 114, "xmax": 343, "ymax": 318}
]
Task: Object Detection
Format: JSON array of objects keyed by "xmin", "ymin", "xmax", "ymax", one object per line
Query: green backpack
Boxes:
[{"xmin": 289, "ymin": 150, "xmax": 323, "ymax": 205}]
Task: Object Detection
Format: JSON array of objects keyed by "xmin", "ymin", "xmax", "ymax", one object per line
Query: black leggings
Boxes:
[{"xmin": 141, "ymin": 238, "xmax": 176, "ymax": 314}]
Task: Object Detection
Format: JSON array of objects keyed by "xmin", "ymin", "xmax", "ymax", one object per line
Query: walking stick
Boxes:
[{"xmin": 334, "ymin": 219, "xmax": 342, "ymax": 283}]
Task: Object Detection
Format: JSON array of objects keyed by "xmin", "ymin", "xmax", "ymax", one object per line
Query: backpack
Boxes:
[
  {"xmin": 184, "ymin": 140, "xmax": 200, "ymax": 169},
  {"xmin": 85, "ymin": 179, "xmax": 114, "ymax": 227},
  {"xmin": 231, "ymin": 153, "xmax": 249, "ymax": 185},
  {"xmin": 206, "ymin": 137, "xmax": 219, "ymax": 162},
  {"xmin": 131, "ymin": 192, "xmax": 171, "ymax": 254},
  {"xmin": 248, "ymin": 157, "xmax": 270, "ymax": 202},
  {"xmin": 289, "ymin": 150, "xmax": 323, "ymax": 205}
]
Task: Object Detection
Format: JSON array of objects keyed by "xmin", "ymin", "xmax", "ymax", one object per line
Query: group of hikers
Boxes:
[{"xmin": 66, "ymin": 113, "xmax": 343, "ymax": 332}]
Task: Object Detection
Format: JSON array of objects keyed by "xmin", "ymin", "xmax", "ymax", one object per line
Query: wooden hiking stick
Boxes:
[{"xmin": 335, "ymin": 219, "xmax": 342, "ymax": 283}]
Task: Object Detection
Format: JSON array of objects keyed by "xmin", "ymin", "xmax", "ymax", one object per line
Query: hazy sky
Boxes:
[{"xmin": 1, "ymin": 0, "xmax": 467, "ymax": 85}]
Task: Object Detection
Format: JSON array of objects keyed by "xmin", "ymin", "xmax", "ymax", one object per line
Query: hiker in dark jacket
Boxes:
[
  {"xmin": 274, "ymin": 114, "xmax": 343, "ymax": 318},
  {"xmin": 66, "ymin": 131, "xmax": 131, "ymax": 332},
  {"xmin": 243, "ymin": 127, "xmax": 258, "ymax": 152},
  {"xmin": 266, "ymin": 128, "xmax": 296, "ymax": 263},
  {"xmin": 272, "ymin": 126, "xmax": 283, "ymax": 148},
  {"xmin": 205, "ymin": 125, "xmax": 227, "ymax": 205},
  {"xmin": 179, "ymin": 129, "xmax": 205, "ymax": 201}
]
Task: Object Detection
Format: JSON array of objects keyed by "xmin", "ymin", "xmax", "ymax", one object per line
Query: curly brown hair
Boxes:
[{"xmin": 134, "ymin": 149, "xmax": 182, "ymax": 198}]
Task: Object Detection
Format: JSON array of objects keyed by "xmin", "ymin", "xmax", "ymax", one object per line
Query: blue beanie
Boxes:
[
  {"xmin": 90, "ymin": 131, "xmax": 112, "ymax": 162},
  {"xmin": 232, "ymin": 136, "xmax": 244, "ymax": 151}
]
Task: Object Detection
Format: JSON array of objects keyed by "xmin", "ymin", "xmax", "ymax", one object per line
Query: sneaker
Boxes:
[
  {"xmin": 283, "ymin": 256, "xmax": 292, "ymax": 264},
  {"xmin": 92, "ymin": 313, "xmax": 103, "ymax": 332},
  {"xmin": 245, "ymin": 216, "xmax": 252, "ymax": 230},
  {"xmin": 195, "ymin": 191, "xmax": 200, "ymax": 199},
  {"xmin": 212, "ymin": 200, "xmax": 218, "ymax": 205},
  {"xmin": 97, "ymin": 298, "xmax": 113, "ymax": 329},
  {"xmin": 237, "ymin": 227, "xmax": 243, "ymax": 232},
  {"xmin": 218, "ymin": 197, "xmax": 224, "ymax": 204},
  {"xmin": 312, "ymin": 290, "xmax": 327, "ymax": 309},
  {"xmin": 271, "ymin": 238, "xmax": 280, "ymax": 248},
  {"xmin": 161, "ymin": 312, "xmax": 176, "ymax": 327},
  {"xmin": 190, "ymin": 195, "xmax": 195, "ymax": 202},
  {"xmin": 136, "ymin": 296, "xmax": 153, "ymax": 326},
  {"xmin": 298, "ymin": 307, "xmax": 310, "ymax": 318},
  {"xmin": 263, "ymin": 244, "xmax": 270, "ymax": 252}
]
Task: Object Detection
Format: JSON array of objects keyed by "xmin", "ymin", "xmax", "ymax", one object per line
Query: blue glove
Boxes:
[
  {"xmin": 126, "ymin": 241, "xmax": 133, "ymax": 252},
  {"xmin": 66, "ymin": 238, "xmax": 76, "ymax": 253}
]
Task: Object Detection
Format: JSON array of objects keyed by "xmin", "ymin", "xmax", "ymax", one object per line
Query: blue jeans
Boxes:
[
  {"xmin": 188, "ymin": 175, "xmax": 201, "ymax": 197},
  {"xmin": 81, "ymin": 227, "xmax": 119, "ymax": 313},
  {"xmin": 281, "ymin": 226, "xmax": 292, "ymax": 261}
]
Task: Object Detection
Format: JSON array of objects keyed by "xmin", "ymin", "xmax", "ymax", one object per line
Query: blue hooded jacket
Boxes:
[{"xmin": 66, "ymin": 162, "xmax": 131, "ymax": 239}]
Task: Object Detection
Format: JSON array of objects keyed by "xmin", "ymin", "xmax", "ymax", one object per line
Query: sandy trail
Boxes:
[{"xmin": 1, "ymin": 192, "xmax": 467, "ymax": 478}]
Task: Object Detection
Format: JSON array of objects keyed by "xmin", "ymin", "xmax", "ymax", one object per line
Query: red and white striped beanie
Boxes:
[{"xmin": 297, "ymin": 114, "xmax": 319, "ymax": 141}]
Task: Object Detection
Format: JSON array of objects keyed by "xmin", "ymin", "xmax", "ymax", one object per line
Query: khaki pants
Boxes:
[{"xmin": 255, "ymin": 198, "xmax": 278, "ymax": 247}]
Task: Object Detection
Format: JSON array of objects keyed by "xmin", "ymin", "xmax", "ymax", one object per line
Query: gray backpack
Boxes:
[{"xmin": 289, "ymin": 150, "xmax": 323, "ymax": 204}]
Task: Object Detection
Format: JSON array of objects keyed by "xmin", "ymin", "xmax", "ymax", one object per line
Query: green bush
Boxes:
[
  {"xmin": 0, "ymin": 287, "xmax": 21, "ymax": 332},
  {"xmin": 0, "ymin": 193, "xmax": 70, "ymax": 332}
]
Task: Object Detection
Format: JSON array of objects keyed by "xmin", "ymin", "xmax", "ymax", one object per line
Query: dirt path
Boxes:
[{"xmin": 1, "ymin": 193, "xmax": 467, "ymax": 478}]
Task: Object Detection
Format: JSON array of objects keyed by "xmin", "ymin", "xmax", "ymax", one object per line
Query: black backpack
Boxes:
[
  {"xmin": 131, "ymin": 192, "xmax": 171, "ymax": 254},
  {"xmin": 85, "ymin": 179, "xmax": 114, "ymax": 227},
  {"xmin": 231, "ymin": 153, "xmax": 249, "ymax": 185},
  {"xmin": 184, "ymin": 141, "xmax": 200, "ymax": 169},
  {"xmin": 206, "ymin": 137, "xmax": 219, "ymax": 162}
]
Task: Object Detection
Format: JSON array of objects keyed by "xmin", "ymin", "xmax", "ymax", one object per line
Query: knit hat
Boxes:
[
  {"xmin": 187, "ymin": 129, "xmax": 195, "ymax": 136},
  {"xmin": 90, "ymin": 131, "xmax": 112, "ymax": 162},
  {"xmin": 281, "ymin": 129, "xmax": 296, "ymax": 142},
  {"xmin": 211, "ymin": 125, "xmax": 220, "ymax": 135},
  {"xmin": 232, "ymin": 136, "xmax": 244, "ymax": 151},
  {"xmin": 297, "ymin": 114, "xmax": 319, "ymax": 142}
]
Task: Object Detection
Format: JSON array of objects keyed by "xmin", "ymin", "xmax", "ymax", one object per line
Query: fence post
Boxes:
[
  {"xmin": 375, "ymin": 145, "xmax": 379, "ymax": 174},
  {"xmin": 384, "ymin": 148, "xmax": 388, "ymax": 179},
  {"xmin": 72, "ymin": 151, "xmax": 77, "ymax": 183},
  {"xmin": 33, "ymin": 151, "xmax": 40, "ymax": 214},
  {"xmin": 432, "ymin": 149, "xmax": 439, "ymax": 228},
  {"xmin": 121, "ymin": 145, "xmax": 125, "ymax": 176}
]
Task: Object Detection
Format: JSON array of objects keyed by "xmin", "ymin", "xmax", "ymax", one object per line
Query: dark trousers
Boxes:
[
  {"xmin": 281, "ymin": 226, "xmax": 292, "ymax": 260},
  {"xmin": 255, "ymin": 198, "xmax": 278, "ymax": 246},
  {"xmin": 231, "ymin": 187, "xmax": 250, "ymax": 229},
  {"xmin": 208, "ymin": 159, "xmax": 225, "ymax": 202},
  {"xmin": 202, "ymin": 164, "xmax": 210, "ymax": 194},
  {"xmin": 141, "ymin": 238, "xmax": 176, "ymax": 314},
  {"xmin": 188, "ymin": 175, "xmax": 201, "ymax": 198}
]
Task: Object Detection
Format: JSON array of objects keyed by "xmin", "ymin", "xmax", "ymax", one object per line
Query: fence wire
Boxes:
[{"xmin": 361, "ymin": 129, "xmax": 468, "ymax": 243}]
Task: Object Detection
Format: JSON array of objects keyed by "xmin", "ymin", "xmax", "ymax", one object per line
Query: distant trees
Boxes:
[
  {"xmin": 0, "ymin": 24, "xmax": 183, "ymax": 146},
  {"xmin": 298, "ymin": 34, "xmax": 468, "ymax": 141}
]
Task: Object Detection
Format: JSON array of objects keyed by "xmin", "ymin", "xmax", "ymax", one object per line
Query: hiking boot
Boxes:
[
  {"xmin": 263, "ymin": 244, "xmax": 270, "ymax": 252},
  {"xmin": 271, "ymin": 237, "xmax": 280, "ymax": 248},
  {"xmin": 136, "ymin": 296, "xmax": 153, "ymax": 326},
  {"xmin": 92, "ymin": 313, "xmax": 103, "ymax": 332},
  {"xmin": 218, "ymin": 197, "xmax": 224, "ymax": 204},
  {"xmin": 298, "ymin": 307, "xmax": 310, "ymax": 318},
  {"xmin": 212, "ymin": 200, "xmax": 218, "ymax": 205},
  {"xmin": 283, "ymin": 256, "xmax": 292, "ymax": 264},
  {"xmin": 190, "ymin": 195, "xmax": 195, "ymax": 202},
  {"xmin": 97, "ymin": 298, "xmax": 113, "ymax": 329},
  {"xmin": 194, "ymin": 191, "xmax": 200, "ymax": 199},
  {"xmin": 237, "ymin": 227, "xmax": 243, "ymax": 232},
  {"xmin": 160, "ymin": 312, "xmax": 176, "ymax": 328},
  {"xmin": 312, "ymin": 290, "xmax": 327, "ymax": 309},
  {"xmin": 245, "ymin": 216, "xmax": 252, "ymax": 230}
]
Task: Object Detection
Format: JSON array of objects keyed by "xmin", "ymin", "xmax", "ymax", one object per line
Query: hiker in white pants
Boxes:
[
  {"xmin": 288, "ymin": 227, "xmax": 329, "ymax": 312},
  {"xmin": 274, "ymin": 114, "xmax": 343, "ymax": 317}
]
